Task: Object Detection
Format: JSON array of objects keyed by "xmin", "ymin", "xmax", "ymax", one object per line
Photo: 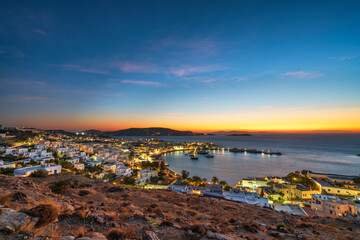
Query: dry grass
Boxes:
[
  {"xmin": 26, "ymin": 204, "xmax": 59, "ymax": 227},
  {"xmin": 75, "ymin": 226, "xmax": 86, "ymax": 238},
  {"xmin": 107, "ymin": 228, "xmax": 125, "ymax": 240}
]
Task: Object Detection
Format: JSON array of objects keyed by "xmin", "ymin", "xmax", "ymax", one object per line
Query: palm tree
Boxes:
[
  {"xmin": 212, "ymin": 176, "xmax": 219, "ymax": 184},
  {"xmin": 192, "ymin": 176, "xmax": 202, "ymax": 186}
]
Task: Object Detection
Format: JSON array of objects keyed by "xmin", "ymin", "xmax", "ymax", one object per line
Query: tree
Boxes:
[
  {"xmin": 224, "ymin": 185, "xmax": 232, "ymax": 191},
  {"xmin": 219, "ymin": 180, "xmax": 227, "ymax": 186},
  {"xmin": 260, "ymin": 188, "xmax": 265, "ymax": 197},
  {"xmin": 159, "ymin": 161, "xmax": 165, "ymax": 172},
  {"xmin": 29, "ymin": 169, "xmax": 48, "ymax": 178},
  {"xmin": 123, "ymin": 176, "xmax": 136, "ymax": 185},
  {"xmin": 192, "ymin": 176, "xmax": 202, "ymax": 186},
  {"xmin": 181, "ymin": 170, "xmax": 189, "ymax": 179},
  {"xmin": 212, "ymin": 176, "xmax": 219, "ymax": 184},
  {"xmin": 52, "ymin": 151, "xmax": 59, "ymax": 159}
]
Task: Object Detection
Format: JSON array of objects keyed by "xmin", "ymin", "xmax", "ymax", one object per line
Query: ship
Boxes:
[
  {"xmin": 197, "ymin": 150, "xmax": 209, "ymax": 155},
  {"xmin": 190, "ymin": 156, "xmax": 198, "ymax": 160}
]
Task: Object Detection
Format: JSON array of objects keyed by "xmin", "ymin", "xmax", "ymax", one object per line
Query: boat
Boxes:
[
  {"xmin": 205, "ymin": 154, "xmax": 214, "ymax": 158},
  {"xmin": 189, "ymin": 154, "xmax": 195, "ymax": 157},
  {"xmin": 190, "ymin": 156, "xmax": 198, "ymax": 160},
  {"xmin": 357, "ymin": 153, "xmax": 360, "ymax": 156},
  {"xmin": 197, "ymin": 150, "xmax": 209, "ymax": 155}
]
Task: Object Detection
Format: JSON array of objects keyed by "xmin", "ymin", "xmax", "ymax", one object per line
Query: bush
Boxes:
[
  {"xmin": 26, "ymin": 204, "xmax": 58, "ymax": 227},
  {"xmin": 107, "ymin": 228, "xmax": 125, "ymax": 240},
  {"xmin": 50, "ymin": 180, "xmax": 71, "ymax": 194},
  {"xmin": 123, "ymin": 176, "xmax": 135, "ymax": 185},
  {"xmin": 29, "ymin": 169, "xmax": 48, "ymax": 178},
  {"xmin": 0, "ymin": 168, "xmax": 15, "ymax": 176}
]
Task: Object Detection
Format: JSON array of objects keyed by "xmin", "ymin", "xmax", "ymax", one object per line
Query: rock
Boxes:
[
  {"xmin": 75, "ymin": 238, "xmax": 91, "ymax": 240},
  {"xmin": 1, "ymin": 225, "xmax": 15, "ymax": 235},
  {"xmin": 60, "ymin": 236, "xmax": 75, "ymax": 240},
  {"xmin": 143, "ymin": 231, "xmax": 160, "ymax": 240},
  {"xmin": 207, "ymin": 231, "xmax": 216, "ymax": 239},
  {"xmin": 269, "ymin": 231, "xmax": 280, "ymax": 237},
  {"xmin": 96, "ymin": 217, "xmax": 104, "ymax": 224},
  {"xmin": 87, "ymin": 232, "xmax": 106, "ymax": 239},
  {"xmin": 110, "ymin": 221, "xmax": 120, "ymax": 228},
  {"xmin": 0, "ymin": 209, "xmax": 30, "ymax": 231},
  {"xmin": 215, "ymin": 234, "xmax": 235, "ymax": 240}
]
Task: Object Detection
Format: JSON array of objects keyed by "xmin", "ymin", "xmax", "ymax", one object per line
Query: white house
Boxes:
[
  {"xmin": 0, "ymin": 160, "xmax": 16, "ymax": 169},
  {"xmin": 66, "ymin": 157, "xmax": 80, "ymax": 165},
  {"xmin": 103, "ymin": 163, "xmax": 117, "ymax": 172},
  {"xmin": 13, "ymin": 164, "xmax": 62, "ymax": 177},
  {"xmin": 74, "ymin": 163, "xmax": 85, "ymax": 170},
  {"xmin": 136, "ymin": 169, "xmax": 158, "ymax": 184},
  {"xmin": 115, "ymin": 166, "xmax": 132, "ymax": 176}
]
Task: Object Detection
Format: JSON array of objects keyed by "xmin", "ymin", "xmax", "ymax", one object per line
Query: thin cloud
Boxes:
[
  {"xmin": 1, "ymin": 79, "xmax": 46, "ymax": 87},
  {"xmin": 171, "ymin": 65, "xmax": 225, "ymax": 77},
  {"xmin": 48, "ymin": 64, "xmax": 109, "ymax": 74},
  {"xmin": 281, "ymin": 71, "xmax": 323, "ymax": 79},
  {"xmin": 150, "ymin": 37, "xmax": 219, "ymax": 54},
  {"xmin": 339, "ymin": 55, "xmax": 358, "ymax": 60},
  {"xmin": 120, "ymin": 80, "xmax": 163, "ymax": 86},
  {"xmin": 33, "ymin": 29, "xmax": 49, "ymax": 36},
  {"xmin": 118, "ymin": 62, "xmax": 158, "ymax": 73}
]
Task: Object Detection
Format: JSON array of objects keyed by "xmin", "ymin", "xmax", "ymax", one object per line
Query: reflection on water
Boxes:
[
  {"xmin": 159, "ymin": 134, "xmax": 360, "ymax": 185},
  {"xmin": 119, "ymin": 134, "xmax": 360, "ymax": 185}
]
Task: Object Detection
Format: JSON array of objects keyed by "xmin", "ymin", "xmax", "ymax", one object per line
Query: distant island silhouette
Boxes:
[{"xmin": 227, "ymin": 133, "xmax": 252, "ymax": 136}]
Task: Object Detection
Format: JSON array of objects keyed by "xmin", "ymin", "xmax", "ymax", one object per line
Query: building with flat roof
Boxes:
[{"xmin": 14, "ymin": 164, "xmax": 61, "ymax": 177}]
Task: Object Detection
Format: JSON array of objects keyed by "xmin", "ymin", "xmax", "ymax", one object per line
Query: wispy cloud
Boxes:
[
  {"xmin": 117, "ymin": 62, "xmax": 158, "ymax": 73},
  {"xmin": 171, "ymin": 65, "xmax": 225, "ymax": 77},
  {"xmin": 339, "ymin": 55, "xmax": 358, "ymax": 60},
  {"xmin": 150, "ymin": 37, "xmax": 219, "ymax": 54},
  {"xmin": 48, "ymin": 64, "xmax": 109, "ymax": 74},
  {"xmin": 33, "ymin": 29, "xmax": 48, "ymax": 36},
  {"xmin": 280, "ymin": 71, "xmax": 323, "ymax": 79},
  {"xmin": 120, "ymin": 80, "xmax": 163, "ymax": 86},
  {"xmin": 329, "ymin": 55, "xmax": 358, "ymax": 60},
  {"xmin": 0, "ymin": 79, "xmax": 46, "ymax": 87}
]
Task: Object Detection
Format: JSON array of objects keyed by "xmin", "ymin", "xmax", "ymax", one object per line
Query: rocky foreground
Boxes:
[{"xmin": 0, "ymin": 174, "xmax": 359, "ymax": 240}]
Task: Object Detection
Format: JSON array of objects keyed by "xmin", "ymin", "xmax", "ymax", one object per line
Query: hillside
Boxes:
[
  {"xmin": 105, "ymin": 127, "xmax": 203, "ymax": 136},
  {"xmin": 1, "ymin": 174, "xmax": 359, "ymax": 240}
]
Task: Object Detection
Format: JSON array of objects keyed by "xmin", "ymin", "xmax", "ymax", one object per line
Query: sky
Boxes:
[{"xmin": 0, "ymin": 0, "xmax": 360, "ymax": 132}]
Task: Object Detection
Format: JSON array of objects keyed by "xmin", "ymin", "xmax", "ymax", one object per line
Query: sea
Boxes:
[{"xmin": 119, "ymin": 134, "xmax": 360, "ymax": 185}]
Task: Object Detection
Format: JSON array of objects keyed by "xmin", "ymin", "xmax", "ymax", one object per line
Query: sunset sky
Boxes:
[{"xmin": 0, "ymin": 0, "xmax": 360, "ymax": 132}]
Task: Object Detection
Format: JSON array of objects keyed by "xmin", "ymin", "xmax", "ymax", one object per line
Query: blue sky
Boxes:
[{"xmin": 0, "ymin": 0, "xmax": 359, "ymax": 131}]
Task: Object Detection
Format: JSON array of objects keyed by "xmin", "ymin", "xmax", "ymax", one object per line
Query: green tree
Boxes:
[
  {"xmin": 192, "ymin": 176, "xmax": 202, "ymax": 186},
  {"xmin": 212, "ymin": 176, "xmax": 219, "ymax": 184},
  {"xmin": 219, "ymin": 180, "xmax": 227, "ymax": 186},
  {"xmin": 224, "ymin": 185, "xmax": 232, "ymax": 191},
  {"xmin": 260, "ymin": 188, "xmax": 265, "ymax": 197},
  {"xmin": 181, "ymin": 170, "xmax": 189, "ymax": 179},
  {"xmin": 123, "ymin": 176, "xmax": 136, "ymax": 185}
]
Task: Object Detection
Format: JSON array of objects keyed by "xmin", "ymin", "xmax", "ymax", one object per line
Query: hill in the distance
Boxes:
[{"xmin": 84, "ymin": 127, "xmax": 204, "ymax": 136}]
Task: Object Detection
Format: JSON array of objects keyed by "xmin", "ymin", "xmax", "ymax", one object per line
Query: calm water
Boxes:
[{"xmin": 120, "ymin": 134, "xmax": 360, "ymax": 185}]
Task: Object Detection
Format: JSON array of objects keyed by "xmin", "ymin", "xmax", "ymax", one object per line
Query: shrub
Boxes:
[
  {"xmin": 50, "ymin": 180, "xmax": 71, "ymax": 194},
  {"xmin": 75, "ymin": 226, "xmax": 86, "ymax": 238},
  {"xmin": 29, "ymin": 169, "xmax": 48, "ymax": 178},
  {"xmin": 0, "ymin": 167, "xmax": 15, "ymax": 176},
  {"xmin": 26, "ymin": 204, "xmax": 58, "ymax": 227},
  {"xmin": 107, "ymin": 228, "xmax": 125, "ymax": 240},
  {"xmin": 12, "ymin": 192, "xmax": 27, "ymax": 202},
  {"xmin": 78, "ymin": 190, "xmax": 91, "ymax": 196}
]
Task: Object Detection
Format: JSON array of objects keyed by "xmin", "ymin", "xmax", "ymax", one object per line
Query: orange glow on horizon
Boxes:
[{"xmin": 2, "ymin": 104, "xmax": 360, "ymax": 133}]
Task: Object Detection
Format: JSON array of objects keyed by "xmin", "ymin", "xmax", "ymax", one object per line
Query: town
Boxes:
[{"xmin": 1, "ymin": 125, "xmax": 360, "ymax": 219}]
